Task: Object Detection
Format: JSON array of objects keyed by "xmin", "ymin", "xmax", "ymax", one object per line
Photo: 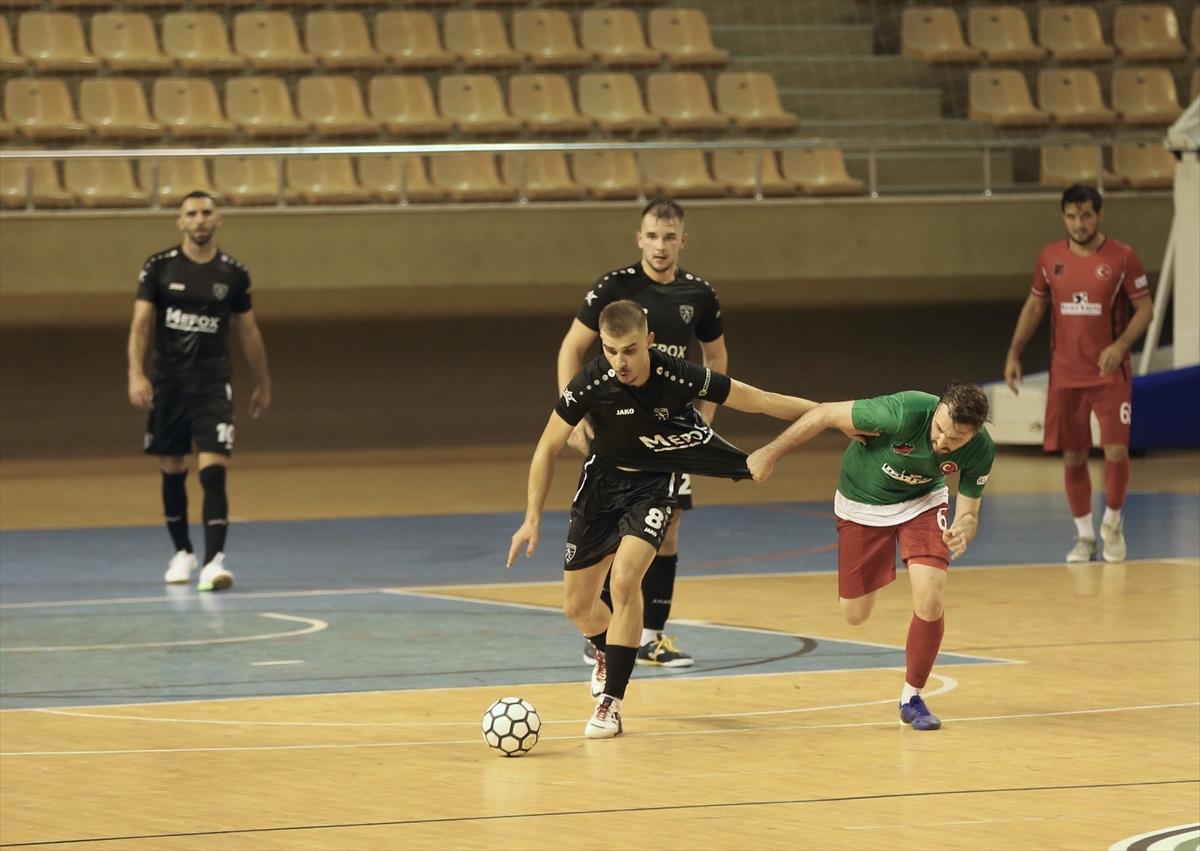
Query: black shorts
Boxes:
[
  {"xmin": 144, "ymin": 381, "xmax": 235, "ymax": 457},
  {"xmin": 676, "ymin": 472, "xmax": 693, "ymax": 512},
  {"xmin": 564, "ymin": 457, "xmax": 679, "ymax": 571}
]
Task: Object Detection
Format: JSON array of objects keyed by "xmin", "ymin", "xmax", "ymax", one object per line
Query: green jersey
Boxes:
[{"xmin": 835, "ymin": 391, "xmax": 994, "ymax": 527}]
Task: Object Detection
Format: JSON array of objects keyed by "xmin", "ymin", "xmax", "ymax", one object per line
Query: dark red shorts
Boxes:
[
  {"xmin": 837, "ymin": 505, "xmax": 950, "ymax": 600},
  {"xmin": 1044, "ymin": 380, "xmax": 1132, "ymax": 453}
]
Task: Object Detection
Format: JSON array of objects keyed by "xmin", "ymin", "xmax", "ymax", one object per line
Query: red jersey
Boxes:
[{"xmin": 1031, "ymin": 237, "xmax": 1149, "ymax": 388}]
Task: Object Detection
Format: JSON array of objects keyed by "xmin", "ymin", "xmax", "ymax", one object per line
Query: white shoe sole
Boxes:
[
  {"xmin": 584, "ymin": 722, "xmax": 622, "ymax": 739},
  {"xmin": 198, "ymin": 573, "xmax": 233, "ymax": 592}
]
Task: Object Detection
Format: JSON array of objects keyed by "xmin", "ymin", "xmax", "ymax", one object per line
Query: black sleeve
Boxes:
[
  {"xmin": 575, "ymin": 275, "xmax": 618, "ymax": 332},
  {"xmin": 136, "ymin": 257, "xmax": 160, "ymax": 305},
  {"xmin": 553, "ymin": 369, "xmax": 592, "ymax": 426},
  {"xmin": 679, "ymin": 359, "xmax": 732, "ymax": 405},
  {"xmin": 231, "ymin": 268, "xmax": 252, "ymax": 314},
  {"xmin": 693, "ymin": 283, "xmax": 724, "ymax": 343}
]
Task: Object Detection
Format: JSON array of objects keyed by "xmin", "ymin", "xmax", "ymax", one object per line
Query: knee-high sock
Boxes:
[
  {"xmin": 603, "ymin": 645, "xmax": 637, "ymax": 700},
  {"xmin": 905, "ymin": 613, "xmax": 945, "ymax": 689},
  {"xmin": 162, "ymin": 470, "xmax": 192, "ymax": 554},
  {"xmin": 200, "ymin": 465, "xmax": 228, "ymax": 566},
  {"xmin": 1064, "ymin": 463, "xmax": 1092, "ymax": 519},
  {"xmin": 641, "ymin": 554, "xmax": 677, "ymax": 632},
  {"xmin": 1104, "ymin": 457, "xmax": 1130, "ymax": 511}
]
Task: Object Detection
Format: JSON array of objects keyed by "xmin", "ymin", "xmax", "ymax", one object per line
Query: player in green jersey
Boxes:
[{"xmin": 748, "ymin": 382, "xmax": 994, "ymax": 731}]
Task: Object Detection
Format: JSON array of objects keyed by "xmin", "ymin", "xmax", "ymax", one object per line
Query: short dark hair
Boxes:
[
  {"xmin": 1061, "ymin": 184, "xmax": 1102, "ymax": 213},
  {"xmin": 599, "ymin": 300, "xmax": 649, "ymax": 338},
  {"xmin": 640, "ymin": 198, "xmax": 684, "ymax": 225},
  {"xmin": 181, "ymin": 190, "xmax": 215, "ymax": 205},
  {"xmin": 940, "ymin": 381, "xmax": 989, "ymax": 431}
]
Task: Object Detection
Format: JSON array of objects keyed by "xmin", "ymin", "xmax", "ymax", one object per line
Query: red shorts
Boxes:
[
  {"xmin": 837, "ymin": 505, "xmax": 950, "ymax": 600},
  {"xmin": 1044, "ymin": 380, "xmax": 1132, "ymax": 453}
]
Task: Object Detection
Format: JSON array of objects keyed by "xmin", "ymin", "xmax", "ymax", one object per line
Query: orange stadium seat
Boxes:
[
  {"xmin": 79, "ymin": 78, "xmax": 163, "ymax": 141},
  {"xmin": 901, "ymin": 7, "xmax": 981, "ymax": 63},
  {"xmin": 142, "ymin": 156, "xmax": 222, "ymax": 207},
  {"xmin": 967, "ymin": 7, "xmax": 1046, "ymax": 63},
  {"xmin": 716, "ymin": 72, "xmax": 798, "ymax": 131},
  {"xmin": 18, "ymin": 13, "xmax": 100, "ymax": 73},
  {"xmin": 1, "ymin": 18, "xmax": 29, "ymax": 73},
  {"xmin": 398, "ymin": 0, "xmax": 456, "ymax": 6},
  {"xmin": 443, "ymin": 10, "xmax": 522, "ymax": 69},
  {"xmin": 969, "ymin": 70, "xmax": 1050, "ymax": 127},
  {"xmin": 1113, "ymin": 4, "xmax": 1187, "ymax": 61},
  {"xmin": 438, "ymin": 74, "xmax": 523, "ymax": 136},
  {"xmin": 4, "ymin": 78, "xmax": 90, "ymax": 141},
  {"xmin": 162, "ymin": 13, "xmax": 244, "ymax": 73},
  {"xmin": 234, "ymin": 12, "xmax": 316, "ymax": 72},
  {"xmin": 647, "ymin": 72, "xmax": 730, "ymax": 132},
  {"xmin": 1037, "ymin": 6, "xmax": 1114, "ymax": 62},
  {"xmin": 571, "ymin": 149, "xmax": 641, "ymax": 199},
  {"xmin": 644, "ymin": 146, "xmax": 725, "ymax": 198},
  {"xmin": 153, "ymin": 78, "xmax": 236, "ymax": 140},
  {"xmin": 580, "ymin": 9, "xmax": 662, "ymax": 67},
  {"xmin": 0, "ymin": 150, "xmax": 75, "ymax": 208},
  {"xmin": 509, "ymin": 74, "xmax": 591, "ymax": 135},
  {"xmin": 429, "ymin": 153, "xmax": 519, "ymax": 202},
  {"xmin": 781, "ymin": 146, "xmax": 866, "ymax": 196},
  {"xmin": 91, "ymin": 13, "xmax": 173, "ymax": 73},
  {"xmin": 1113, "ymin": 142, "xmax": 1176, "ymax": 190},
  {"xmin": 287, "ymin": 155, "xmax": 373, "ymax": 204},
  {"xmin": 512, "ymin": 9, "xmax": 591, "ymax": 69},
  {"xmin": 648, "ymin": 8, "xmax": 728, "ymax": 67},
  {"xmin": 502, "ymin": 152, "xmax": 588, "ymax": 201},
  {"xmin": 0, "ymin": 117, "xmax": 13, "ymax": 141},
  {"xmin": 1112, "ymin": 67, "xmax": 1183, "ymax": 125},
  {"xmin": 1040, "ymin": 143, "xmax": 1119, "ymax": 187},
  {"xmin": 63, "ymin": 156, "xmax": 149, "ymax": 207},
  {"xmin": 298, "ymin": 76, "xmax": 381, "ymax": 137},
  {"xmin": 368, "ymin": 75, "xmax": 452, "ymax": 137},
  {"xmin": 374, "ymin": 11, "xmax": 454, "ymax": 70},
  {"xmin": 358, "ymin": 154, "xmax": 447, "ymax": 203},
  {"xmin": 226, "ymin": 77, "xmax": 310, "ymax": 139},
  {"xmin": 122, "ymin": 0, "xmax": 188, "ymax": 7},
  {"xmin": 578, "ymin": 72, "xmax": 662, "ymax": 134},
  {"xmin": 711, "ymin": 146, "xmax": 793, "ymax": 197},
  {"xmin": 305, "ymin": 11, "xmax": 385, "ymax": 71},
  {"xmin": 213, "ymin": 155, "xmax": 300, "ymax": 206},
  {"xmin": 1038, "ymin": 69, "xmax": 1116, "ymax": 126}
]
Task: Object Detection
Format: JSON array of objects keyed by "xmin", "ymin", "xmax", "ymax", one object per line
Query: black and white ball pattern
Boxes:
[{"xmin": 482, "ymin": 697, "xmax": 541, "ymax": 757}]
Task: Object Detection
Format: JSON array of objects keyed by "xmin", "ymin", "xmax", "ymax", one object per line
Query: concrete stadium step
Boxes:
[
  {"xmin": 794, "ymin": 118, "xmax": 997, "ymax": 141},
  {"xmin": 780, "ymin": 88, "xmax": 943, "ymax": 121},
  {"xmin": 734, "ymin": 56, "xmax": 935, "ymax": 90},
  {"xmin": 710, "ymin": 25, "xmax": 876, "ymax": 58},
  {"xmin": 686, "ymin": 0, "xmax": 867, "ymax": 26}
]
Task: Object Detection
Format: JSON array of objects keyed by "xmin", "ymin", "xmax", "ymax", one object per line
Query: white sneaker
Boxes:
[
  {"xmin": 197, "ymin": 554, "xmax": 234, "ymax": 592},
  {"xmin": 1101, "ymin": 520, "xmax": 1126, "ymax": 563},
  {"xmin": 585, "ymin": 695, "xmax": 623, "ymax": 739},
  {"xmin": 164, "ymin": 550, "xmax": 198, "ymax": 584},
  {"xmin": 1066, "ymin": 536, "xmax": 1097, "ymax": 563},
  {"xmin": 590, "ymin": 649, "xmax": 607, "ymax": 699}
]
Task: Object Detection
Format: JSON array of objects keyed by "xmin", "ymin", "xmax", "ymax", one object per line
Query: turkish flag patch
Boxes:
[{"xmin": 940, "ymin": 461, "xmax": 959, "ymax": 474}]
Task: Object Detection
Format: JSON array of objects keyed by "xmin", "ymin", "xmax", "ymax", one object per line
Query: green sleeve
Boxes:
[
  {"xmin": 852, "ymin": 393, "xmax": 914, "ymax": 435},
  {"xmin": 956, "ymin": 429, "xmax": 995, "ymax": 498}
]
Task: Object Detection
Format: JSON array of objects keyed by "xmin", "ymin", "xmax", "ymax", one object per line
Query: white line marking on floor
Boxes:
[
  {"xmin": 251, "ymin": 660, "xmax": 304, "ymax": 667},
  {"xmin": 0, "ymin": 613, "xmax": 327, "ymax": 652}
]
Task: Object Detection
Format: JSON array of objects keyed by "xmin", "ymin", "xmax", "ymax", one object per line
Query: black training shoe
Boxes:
[{"xmin": 636, "ymin": 633, "xmax": 694, "ymax": 667}]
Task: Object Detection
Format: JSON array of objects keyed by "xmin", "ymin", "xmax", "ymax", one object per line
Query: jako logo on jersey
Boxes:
[
  {"xmin": 640, "ymin": 429, "xmax": 711, "ymax": 452},
  {"xmin": 653, "ymin": 343, "xmax": 689, "ymax": 358},
  {"xmin": 940, "ymin": 461, "xmax": 959, "ymax": 474},
  {"xmin": 1095, "ymin": 263, "xmax": 1113, "ymax": 281},
  {"xmin": 1061, "ymin": 292, "xmax": 1102, "ymax": 316},
  {"xmin": 169, "ymin": 282, "xmax": 186, "ymax": 291},
  {"xmin": 213, "ymin": 283, "xmax": 229, "ymax": 301},
  {"xmin": 881, "ymin": 464, "xmax": 933, "ymax": 486},
  {"xmin": 892, "ymin": 443, "xmax": 914, "ymax": 455},
  {"xmin": 679, "ymin": 304, "xmax": 694, "ymax": 323},
  {"xmin": 562, "ymin": 389, "xmax": 576, "ymax": 406},
  {"xmin": 165, "ymin": 307, "xmax": 219, "ymax": 334},
  {"xmin": 616, "ymin": 408, "xmax": 635, "ymax": 415}
]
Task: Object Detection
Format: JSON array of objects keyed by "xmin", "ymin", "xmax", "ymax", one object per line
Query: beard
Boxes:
[{"xmin": 1067, "ymin": 227, "xmax": 1097, "ymax": 246}]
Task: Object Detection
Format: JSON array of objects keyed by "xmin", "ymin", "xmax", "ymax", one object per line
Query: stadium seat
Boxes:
[
  {"xmin": 142, "ymin": 156, "xmax": 221, "ymax": 206},
  {"xmin": 571, "ymin": 149, "xmax": 641, "ymax": 199},
  {"xmin": 214, "ymin": 155, "xmax": 299, "ymax": 206},
  {"xmin": 1, "ymin": 18, "xmax": 29, "ymax": 73},
  {"xmin": 234, "ymin": 12, "xmax": 316, "ymax": 72},
  {"xmin": 1038, "ymin": 69, "xmax": 1116, "ymax": 126},
  {"xmin": 91, "ymin": 13, "xmax": 172, "ymax": 73},
  {"xmin": 580, "ymin": 9, "xmax": 661, "ymax": 67},
  {"xmin": 298, "ymin": 76, "xmax": 381, "ymax": 137},
  {"xmin": 79, "ymin": 78, "xmax": 163, "ymax": 141},
  {"xmin": 306, "ymin": 11, "xmax": 385, "ymax": 71},
  {"xmin": 287, "ymin": 155, "xmax": 372, "ymax": 204},
  {"xmin": 967, "ymin": 7, "xmax": 1046, "ymax": 62},
  {"xmin": 429, "ymin": 153, "xmax": 518, "ymax": 202},
  {"xmin": 63, "ymin": 157, "xmax": 149, "ymax": 207},
  {"xmin": 1113, "ymin": 4, "xmax": 1187, "ymax": 61},
  {"xmin": 0, "ymin": 150, "xmax": 74, "ymax": 208},
  {"xmin": 0, "ymin": 0, "xmax": 42, "ymax": 9},
  {"xmin": 153, "ymin": 78, "xmax": 237, "ymax": 140},
  {"xmin": 0, "ymin": 117, "xmax": 12, "ymax": 140},
  {"xmin": 18, "ymin": 13, "xmax": 100, "ymax": 73},
  {"xmin": 715, "ymin": 72, "xmax": 798, "ymax": 131},
  {"xmin": 578, "ymin": 72, "xmax": 661, "ymax": 134},
  {"xmin": 647, "ymin": 72, "xmax": 729, "ymax": 132},
  {"xmin": 226, "ymin": 77, "xmax": 310, "ymax": 139},
  {"xmin": 398, "ymin": 0, "xmax": 456, "ymax": 6},
  {"xmin": 368, "ymin": 75, "xmax": 452, "ymax": 137},
  {"xmin": 438, "ymin": 74, "xmax": 523, "ymax": 136},
  {"xmin": 1113, "ymin": 142, "xmax": 1176, "ymax": 189},
  {"xmin": 648, "ymin": 8, "xmax": 728, "ymax": 67},
  {"xmin": 512, "ymin": 9, "xmax": 591, "ymax": 68},
  {"xmin": 162, "ymin": 13, "xmax": 245, "ymax": 73},
  {"xmin": 358, "ymin": 154, "xmax": 447, "ymax": 203},
  {"xmin": 901, "ymin": 7, "xmax": 981, "ymax": 63},
  {"xmin": 969, "ymin": 70, "xmax": 1050, "ymax": 127},
  {"xmin": 502, "ymin": 152, "xmax": 588, "ymax": 201},
  {"xmin": 509, "ymin": 74, "xmax": 591, "ymax": 135},
  {"xmin": 1037, "ymin": 6, "xmax": 1114, "ymax": 62},
  {"xmin": 1193, "ymin": 6, "xmax": 1199, "ymax": 58},
  {"xmin": 374, "ymin": 11, "xmax": 454, "ymax": 69},
  {"xmin": 0, "ymin": 154, "xmax": 27, "ymax": 208},
  {"xmin": 711, "ymin": 146, "xmax": 793, "ymax": 197},
  {"xmin": 123, "ymin": 0, "xmax": 189, "ymax": 7},
  {"xmin": 644, "ymin": 146, "xmax": 725, "ymax": 198},
  {"xmin": 781, "ymin": 146, "xmax": 866, "ymax": 196},
  {"xmin": 1040, "ymin": 143, "xmax": 1119, "ymax": 187},
  {"xmin": 4, "ymin": 79, "xmax": 90, "ymax": 141},
  {"xmin": 1112, "ymin": 67, "xmax": 1183, "ymax": 125},
  {"xmin": 443, "ymin": 10, "xmax": 522, "ymax": 68}
]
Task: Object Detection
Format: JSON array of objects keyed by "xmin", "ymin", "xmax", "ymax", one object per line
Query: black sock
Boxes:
[
  {"xmin": 642, "ymin": 554, "xmax": 677, "ymax": 632},
  {"xmin": 587, "ymin": 631, "xmax": 607, "ymax": 652},
  {"xmin": 603, "ymin": 645, "xmax": 637, "ymax": 700},
  {"xmin": 162, "ymin": 470, "xmax": 192, "ymax": 553},
  {"xmin": 200, "ymin": 465, "xmax": 228, "ymax": 566}
]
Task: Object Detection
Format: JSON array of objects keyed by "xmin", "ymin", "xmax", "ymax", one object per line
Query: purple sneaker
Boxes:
[{"xmin": 900, "ymin": 695, "xmax": 941, "ymax": 730}]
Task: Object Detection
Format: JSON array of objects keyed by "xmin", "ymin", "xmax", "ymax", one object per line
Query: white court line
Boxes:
[
  {"xmin": 0, "ymin": 613, "xmax": 326, "ymax": 652},
  {"xmin": 251, "ymin": 660, "xmax": 304, "ymax": 667}
]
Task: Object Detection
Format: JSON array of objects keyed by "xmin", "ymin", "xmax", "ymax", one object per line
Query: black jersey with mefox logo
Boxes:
[
  {"xmin": 576, "ymin": 263, "xmax": 723, "ymax": 360},
  {"xmin": 136, "ymin": 246, "xmax": 252, "ymax": 385},
  {"xmin": 555, "ymin": 349, "xmax": 750, "ymax": 479}
]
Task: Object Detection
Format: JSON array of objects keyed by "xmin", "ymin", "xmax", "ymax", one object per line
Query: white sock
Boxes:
[
  {"xmin": 901, "ymin": 683, "xmax": 921, "ymax": 704},
  {"xmin": 640, "ymin": 628, "xmax": 659, "ymax": 646},
  {"xmin": 1102, "ymin": 506, "xmax": 1122, "ymax": 528},
  {"xmin": 1074, "ymin": 513, "xmax": 1095, "ymax": 540}
]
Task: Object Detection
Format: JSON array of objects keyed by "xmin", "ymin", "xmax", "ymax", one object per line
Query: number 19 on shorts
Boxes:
[{"xmin": 216, "ymin": 423, "xmax": 234, "ymax": 451}]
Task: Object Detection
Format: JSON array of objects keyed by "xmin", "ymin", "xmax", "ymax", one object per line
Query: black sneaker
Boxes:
[
  {"xmin": 583, "ymin": 640, "xmax": 599, "ymax": 666},
  {"xmin": 636, "ymin": 633, "xmax": 694, "ymax": 667}
]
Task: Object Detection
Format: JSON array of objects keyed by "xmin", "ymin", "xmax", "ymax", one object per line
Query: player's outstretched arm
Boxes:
[
  {"xmin": 508, "ymin": 412, "xmax": 575, "ymax": 568},
  {"xmin": 747, "ymin": 401, "xmax": 857, "ymax": 482},
  {"xmin": 235, "ymin": 310, "xmax": 272, "ymax": 418},
  {"xmin": 697, "ymin": 336, "xmax": 729, "ymax": 424},
  {"xmin": 722, "ymin": 379, "xmax": 816, "ymax": 421},
  {"xmin": 1005, "ymin": 294, "xmax": 1048, "ymax": 395},
  {"xmin": 127, "ymin": 299, "xmax": 156, "ymax": 410},
  {"xmin": 557, "ymin": 319, "xmax": 599, "ymax": 455},
  {"xmin": 943, "ymin": 495, "xmax": 981, "ymax": 560}
]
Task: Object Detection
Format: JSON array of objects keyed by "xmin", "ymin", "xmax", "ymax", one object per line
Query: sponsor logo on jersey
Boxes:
[
  {"xmin": 679, "ymin": 304, "xmax": 694, "ymax": 323},
  {"xmin": 654, "ymin": 408, "xmax": 670, "ymax": 421},
  {"xmin": 639, "ymin": 428, "xmax": 711, "ymax": 452},
  {"xmin": 1053, "ymin": 263, "xmax": 1065, "ymax": 276},
  {"xmin": 213, "ymin": 283, "xmax": 229, "ymax": 301},
  {"xmin": 881, "ymin": 464, "xmax": 933, "ymax": 486},
  {"xmin": 653, "ymin": 343, "xmax": 689, "ymax": 358},
  {"xmin": 1095, "ymin": 263, "xmax": 1112, "ymax": 281},
  {"xmin": 940, "ymin": 461, "xmax": 959, "ymax": 474},
  {"xmin": 892, "ymin": 443, "xmax": 914, "ymax": 455},
  {"xmin": 616, "ymin": 408, "xmax": 635, "ymax": 416},
  {"xmin": 562, "ymin": 389, "xmax": 576, "ymax": 406},
  {"xmin": 1061, "ymin": 292, "xmax": 1102, "ymax": 316},
  {"xmin": 1134, "ymin": 274, "xmax": 1148, "ymax": 289},
  {"xmin": 976, "ymin": 474, "xmax": 989, "ymax": 486},
  {"xmin": 564, "ymin": 544, "xmax": 576, "ymax": 563},
  {"xmin": 169, "ymin": 282, "xmax": 186, "ymax": 291},
  {"xmin": 164, "ymin": 307, "xmax": 220, "ymax": 334}
]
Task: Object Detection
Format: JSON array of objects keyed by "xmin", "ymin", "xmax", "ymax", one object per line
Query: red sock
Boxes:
[
  {"xmin": 905, "ymin": 613, "xmax": 945, "ymax": 689},
  {"xmin": 1064, "ymin": 464, "xmax": 1092, "ymax": 518},
  {"xmin": 1104, "ymin": 458, "xmax": 1130, "ymax": 510}
]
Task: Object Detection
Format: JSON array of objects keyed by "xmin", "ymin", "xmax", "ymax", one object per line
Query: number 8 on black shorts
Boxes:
[{"xmin": 563, "ymin": 457, "xmax": 678, "ymax": 571}]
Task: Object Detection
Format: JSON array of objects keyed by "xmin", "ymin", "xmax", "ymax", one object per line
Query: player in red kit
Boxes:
[{"xmin": 1004, "ymin": 185, "xmax": 1154, "ymax": 563}]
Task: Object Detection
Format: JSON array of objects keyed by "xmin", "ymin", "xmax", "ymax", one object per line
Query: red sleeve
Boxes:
[
  {"xmin": 1031, "ymin": 247, "xmax": 1052, "ymax": 297},
  {"xmin": 1122, "ymin": 247, "xmax": 1150, "ymax": 300}
]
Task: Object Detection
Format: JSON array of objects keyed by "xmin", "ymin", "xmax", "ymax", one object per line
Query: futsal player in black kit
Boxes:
[
  {"xmin": 127, "ymin": 191, "xmax": 271, "ymax": 592},
  {"xmin": 558, "ymin": 199, "xmax": 725, "ymax": 668},
  {"xmin": 509, "ymin": 300, "xmax": 818, "ymax": 739}
]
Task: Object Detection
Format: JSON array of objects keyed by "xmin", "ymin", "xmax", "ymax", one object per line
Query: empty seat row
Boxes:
[
  {"xmin": 903, "ymin": 5, "xmax": 1198, "ymax": 64},
  {"xmin": 0, "ymin": 0, "xmax": 645, "ymax": 7},
  {"xmin": 0, "ymin": 8, "xmax": 725, "ymax": 75},
  {"xmin": 1, "ymin": 71, "xmax": 796, "ymax": 143},
  {"xmin": 1041, "ymin": 141, "xmax": 1177, "ymax": 190}
]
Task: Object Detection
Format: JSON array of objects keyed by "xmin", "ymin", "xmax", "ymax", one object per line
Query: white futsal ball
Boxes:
[{"xmin": 482, "ymin": 697, "xmax": 541, "ymax": 757}]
